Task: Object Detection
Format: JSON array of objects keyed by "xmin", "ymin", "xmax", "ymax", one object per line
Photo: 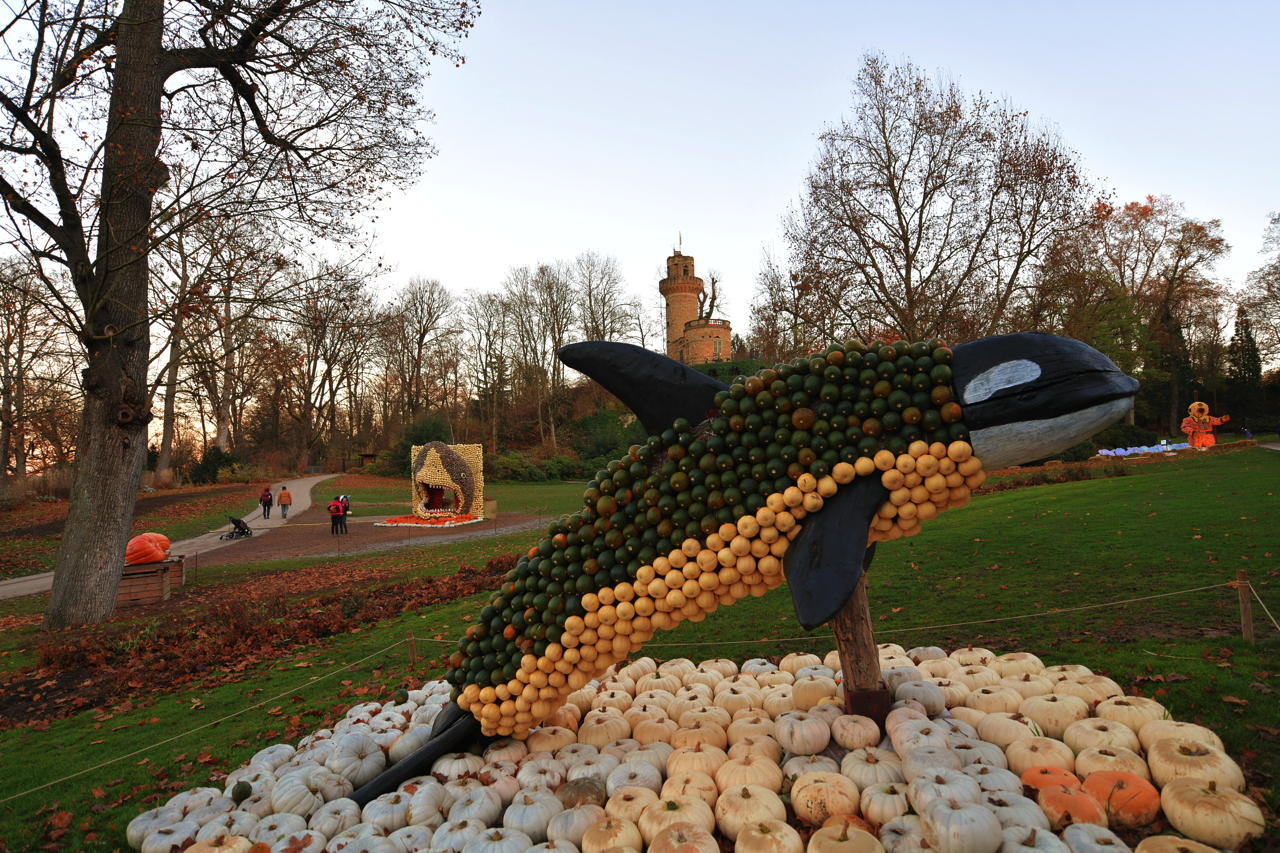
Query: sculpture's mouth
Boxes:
[{"xmin": 419, "ymin": 483, "xmax": 461, "ymax": 514}]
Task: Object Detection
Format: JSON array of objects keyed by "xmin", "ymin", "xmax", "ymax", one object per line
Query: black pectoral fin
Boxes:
[
  {"xmin": 349, "ymin": 701, "xmax": 483, "ymax": 806},
  {"xmin": 783, "ymin": 476, "xmax": 889, "ymax": 630},
  {"xmin": 558, "ymin": 341, "xmax": 728, "ymax": 434}
]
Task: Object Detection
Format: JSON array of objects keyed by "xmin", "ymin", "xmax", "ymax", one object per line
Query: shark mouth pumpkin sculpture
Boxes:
[{"xmin": 350, "ymin": 332, "xmax": 1137, "ymax": 804}]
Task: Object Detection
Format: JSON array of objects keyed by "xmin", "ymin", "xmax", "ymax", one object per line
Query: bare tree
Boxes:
[
  {"xmin": 462, "ymin": 291, "xmax": 511, "ymax": 452},
  {"xmin": 698, "ymin": 270, "xmax": 724, "ymax": 320},
  {"xmin": 0, "ymin": 0, "xmax": 476, "ymax": 625},
  {"xmin": 572, "ymin": 251, "xmax": 631, "ymax": 342},
  {"xmin": 505, "ymin": 263, "xmax": 574, "ymax": 450},
  {"xmin": 379, "ymin": 278, "xmax": 457, "ymax": 428},
  {"xmin": 783, "ymin": 54, "xmax": 1089, "ymax": 343}
]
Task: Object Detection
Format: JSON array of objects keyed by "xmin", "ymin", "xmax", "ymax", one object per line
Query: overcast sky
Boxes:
[{"xmin": 371, "ymin": 1, "xmax": 1278, "ymax": 335}]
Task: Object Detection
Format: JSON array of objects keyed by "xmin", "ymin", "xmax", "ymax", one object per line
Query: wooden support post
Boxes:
[
  {"xmin": 831, "ymin": 573, "xmax": 892, "ymax": 727},
  {"xmin": 407, "ymin": 631, "xmax": 418, "ymax": 671},
  {"xmin": 1237, "ymin": 569, "xmax": 1255, "ymax": 644}
]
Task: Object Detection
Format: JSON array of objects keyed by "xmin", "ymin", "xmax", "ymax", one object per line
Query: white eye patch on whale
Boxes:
[{"xmin": 951, "ymin": 333, "xmax": 1139, "ymax": 430}]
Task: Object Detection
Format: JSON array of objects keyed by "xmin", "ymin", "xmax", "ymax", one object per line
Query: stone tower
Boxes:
[
  {"xmin": 658, "ymin": 248, "xmax": 732, "ymax": 363},
  {"xmin": 659, "ymin": 250, "xmax": 702, "ymax": 359}
]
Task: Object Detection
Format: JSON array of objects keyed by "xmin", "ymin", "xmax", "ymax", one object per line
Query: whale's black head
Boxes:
[{"xmin": 951, "ymin": 332, "xmax": 1139, "ymax": 469}]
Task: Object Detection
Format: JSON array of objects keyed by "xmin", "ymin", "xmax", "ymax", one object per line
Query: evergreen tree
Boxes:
[{"xmin": 1227, "ymin": 306, "xmax": 1263, "ymax": 426}]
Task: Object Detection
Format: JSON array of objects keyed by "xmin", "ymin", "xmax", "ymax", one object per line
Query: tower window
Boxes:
[
  {"xmin": 714, "ymin": 338, "xmax": 722, "ymax": 357},
  {"xmin": 683, "ymin": 266, "xmax": 689, "ymax": 276}
]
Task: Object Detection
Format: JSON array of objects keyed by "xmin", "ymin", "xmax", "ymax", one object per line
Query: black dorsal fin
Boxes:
[{"xmin": 558, "ymin": 341, "xmax": 728, "ymax": 434}]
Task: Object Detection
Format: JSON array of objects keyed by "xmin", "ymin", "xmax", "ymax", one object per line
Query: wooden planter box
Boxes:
[{"xmin": 115, "ymin": 558, "xmax": 185, "ymax": 610}]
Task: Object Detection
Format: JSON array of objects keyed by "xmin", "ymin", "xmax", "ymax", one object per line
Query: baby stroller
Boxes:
[{"xmin": 219, "ymin": 516, "xmax": 254, "ymax": 540}]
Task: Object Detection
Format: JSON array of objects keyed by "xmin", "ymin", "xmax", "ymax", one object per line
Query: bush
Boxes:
[
  {"xmin": 1092, "ymin": 423, "xmax": 1159, "ymax": 449},
  {"xmin": 189, "ymin": 447, "xmax": 240, "ymax": 485},
  {"xmin": 1027, "ymin": 439, "xmax": 1096, "ymax": 466},
  {"xmin": 564, "ymin": 409, "xmax": 645, "ymax": 461},
  {"xmin": 485, "ymin": 452, "xmax": 549, "ymax": 482},
  {"xmin": 694, "ymin": 358, "xmax": 764, "ymax": 383}
]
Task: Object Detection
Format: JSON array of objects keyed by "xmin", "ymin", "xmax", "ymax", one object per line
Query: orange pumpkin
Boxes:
[
  {"xmin": 1021, "ymin": 765, "xmax": 1081, "ymax": 792},
  {"xmin": 143, "ymin": 532, "xmax": 171, "ymax": 550},
  {"xmin": 1037, "ymin": 785, "xmax": 1108, "ymax": 830},
  {"xmin": 1082, "ymin": 771, "xmax": 1160, "ymax": 828},
  {"xmin": 125, "ymin": 533, "xmax": 168, "ymax": 565}
]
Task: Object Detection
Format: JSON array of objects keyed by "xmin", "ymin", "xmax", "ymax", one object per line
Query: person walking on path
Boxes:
[
  {"xmin": 278, "ymin": 485, "xmax": 293, "ymax": 519},
  {"xmin": 327, "ymin": 496, "xmax": 345, "ymax": 535},
  {"xmin": 259, "ymin": 486, "xmax": 274, "ymax": 519},
  {"xmin": 339, "ymin": 495, "xmax": 351, "ymax": 534}
]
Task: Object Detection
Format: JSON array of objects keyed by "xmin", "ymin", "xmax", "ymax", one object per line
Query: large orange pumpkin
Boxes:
[
  {"xmin": 1020, "ymin": 765, "xmax": 1081, "ymax": 792},
  {"xmin": 1037, "ymin": 785, "xmax": 1108, "ymax": 830},
  {"xmin": 1082, "ymin": 771, "xmax": 1160, "ymax": 828},
  {"xmin": 125, "ymin": 533, "xmax": 168, "ymax": 565}
]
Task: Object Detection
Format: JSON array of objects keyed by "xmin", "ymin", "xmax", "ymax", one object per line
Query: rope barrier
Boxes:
[
  {"xmin": 641, "ymin": 582, "xmax": 1236, "ymax": 648},
  {"xmin": 0, "ymin": 639, "xmax": 409, "ymax": 805},
  {"xmin": 1249, "ymin": 583, "xmax": 1280, "ymax": 634}
]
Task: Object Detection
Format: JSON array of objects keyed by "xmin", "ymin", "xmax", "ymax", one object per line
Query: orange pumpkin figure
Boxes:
[
  {"xmin": 124, "ymin": 533, "xmax": 169, "ymax": 565},
  {"xmin": 1180, "ymin": 401, "xmax": 1228, "ymax": 450}
]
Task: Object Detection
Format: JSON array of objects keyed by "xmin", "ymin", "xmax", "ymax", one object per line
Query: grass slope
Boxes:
[{"xmin": 0, "ymin": 452, "xmax": 1275, "ymax": 850}]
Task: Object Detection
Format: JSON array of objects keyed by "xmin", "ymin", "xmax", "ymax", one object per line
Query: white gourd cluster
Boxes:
[{"xmin": 125, "ymin": 648, "xmax": 1263, "ymax": 853}]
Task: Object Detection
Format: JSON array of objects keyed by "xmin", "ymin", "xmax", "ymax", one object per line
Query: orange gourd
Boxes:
[
  {"xmin": 125, "ymin": 533, "xmax": 168, "ymax": 565},
  {"xmin": 1082, "ymin": 771, "xmax": 1160, "ymax": 828},
  {"xmin": 1021, "ymin": 765, "xmax": 1081, "ymax": 792},
  {"xmin": 1037, "ymin": 785, "xmax": 1108, "ymax": 830}
]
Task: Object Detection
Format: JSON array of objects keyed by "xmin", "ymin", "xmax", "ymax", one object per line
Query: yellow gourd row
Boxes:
[{"xmin": 459, "ymin": 441, "xmax": 982, "ymax": 738}]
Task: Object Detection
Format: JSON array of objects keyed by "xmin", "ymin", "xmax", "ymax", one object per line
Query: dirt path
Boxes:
[{"xmin": 195, "ymin": 507, "xmax": 547, "ymax": 567}]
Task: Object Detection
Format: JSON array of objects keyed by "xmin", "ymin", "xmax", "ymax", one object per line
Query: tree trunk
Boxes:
[
  {"xmin": 154, "ymin": 319, "xmax": 184, "ymax": 486},
  {"xmin": 44, "ymin": 0, "xmax": 165, "ymax": 628}
]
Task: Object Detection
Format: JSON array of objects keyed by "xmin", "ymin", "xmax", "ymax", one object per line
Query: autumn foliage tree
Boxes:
[{"xmin": 0, "ymin": 0, "xmax": 477, "ymax": 627}]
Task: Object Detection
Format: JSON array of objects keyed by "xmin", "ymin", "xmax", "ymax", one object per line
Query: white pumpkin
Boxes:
[
  {"xmin": 547, "ymin": 804, "xmax": 606, "ymax": 846},
  {"xmin": 361, "ymin": 792, "xmax": 411, "ymax": 833},
  {"xmin": 270, "ymin": 776, "xmax": 325, "ymax": 818},
  {"xmin": 501, "ymin": 789, "xmax": 562, "ymax": 842},
  {"xmin": 406, "ymin": 782, "xmax": 448, "ymax": 825},
  {"xmin": 1147, "ymin": 739, "xmax": 1245, "ymax": 790},
  {"xmin": 1159, "ymin": 778, "xmax": 1265, "ymax": 851},
  {"xmin": 483, "ymin": 738, "xmax": 529, "ymax": 764},
  {"xmin": 975, "ymin": 713, "xmax": 1043, "ymax": 749},
  {"xmin": 790, "ymin": 771, "xmax": 862, "ymax": 827},
  {"xmin": 1019, "ymin": 694, "xmax": 1090, "ymax": 739},
  {"xmin": 728, "ymin": 734, "xmax": 784, "ymax": 764},
  {"xmin": 459, "ymin": 827, "xmax": 535, "ymax": 853},
  {"xmin": 715, "ymin": 754, "xmax": 784, "ymax": 793},
  {"xmin": 267, "ymin": 831, "xmax": 325, "ymax": 853},
  {"xmin": 1063, "ymin": 718, "xmax": 1141, "ymax": 755},
  {"xmin": 447, "ymin": 786, "xmax": 503, "ymax": 826},
  {"xmin": 196, "ymin": 811, "xmax": 261, "ymax": 842},
  {"xmin": 325, "ymin": 733, "xmax": 386, "ymax": 787},
  {"xmin": 713, "ymin": 784, "xmax": 786, "ymax": 840},
  {"xmin": 1006, "ymin": 738, "xmax": 1076, "ymax": 775},
  {"xmin": 663, "ymin": 770, "xmax": 720, "ymax": 808},
  {"xmin": 920, "ymin": 798, "xmax": 1001, "ymax": 853},
  {"xmin": 605, "ymin": 785, "xmax": 659, "ymax": 823},
  {"xmin": 517, "ymin": 758, "xmax": 567, "ymax": 790},
  {"xmin": 861, "ymin": 782, "xmax": 911, "ymax": 826},
  {"xmin": 734, "ymin": 817, "xmax": 804, "ymax": 853},
  {"xmin": 980, "ymin": 791, "xmax": 1049, "ymax": 830},
  {"xmin": 830, "ymin": 715, "xmax": 880, "ymax": 750},
  {"xmin": 309, "ymin": 799, "xmax": 361, "ymax": 838},
  {"xmin": 948, "ymin": 738, "xmax": 1007, "ymax": 769},
  {"xmin": 962, "ymin": 765, "xmax": 1023, "ymax": 795},
  {"xmin": 900, "ymin": 745, "xmax": 962, "ymax": 779},
  {"xmin": 637, "ymin": 795, "xmax": 716, "ymax": 844},
  {"xmin": 128, "ymin": 806, "xmax": 185, "ymax": 848},
  {"xmin": 782, "ymin": 754, "xmax": 838, "ymax": 777},
  {"xmin": 606, "ymin": 759, "xmax": 664, "ymax": 795},
  {"xmin": 991, "ymin": 652, "xmax": 1044, "ymax": 677},
  {"xmin": 1002, "ymin": 826, "xmax": 1070, "ymax": 853},
  {"xmin": 580, "ymin": 815, "xmax": 642, "ymax": 853},
  {"xmin": 928, "ymin": 678, "xmax": 972, "ymax": 708},
  {"xmin": 964, "ymin": 687, "xmax": 1024, "ymax": 715},
  {"xmin": 1061, "ymin": 824, "xmax": 1131, "ymax": 853},
  {"xmin": 918, "ymin": 658, "xmax": 961, "ymax": 678},
  {"xmin": 949, "ymin": 647, "xmax": 997, "ymax": 667},
  {"xmin": 895, "ymin": 681, "xmax": 946, "ymax": 716},
  {"xmin": 907, "ymin": 768, "xmax": 982, "ymax": 811},
  {"xmin": 248, "ymin": 813, "xmax": 307, "ymax": 845},
  {"xmin": 386, "ymin": 825, "xmax": 435, "ymax": 851},
  {"xmin": 140, "ymin": 821, "xmax": 202, "ymax": 853},
  {"xmin": 1000, "ymin": 673, "xmax": 1055, "ymax": 699},
  {"xmin": 251, "ymin": 744, "xmax": 296, "ymax": 771},
  {"xmin": 880, "ymin": 815, "xmax": 929, "ymax": 853},
  {"xmin": 430, "ymin": 818, "xmax": 487, "ymax": 852},
  {"xmin": 1074, "ymin": 746, "xmax": 1150, "ymax": 780},
  {"xmin": 772, "ymin": 711, "xmax": 830, "ymax": 755},
  {"xmin": 1136, "ymin": 720, "xmax": 1222, "ymax": 753},
  {"xmin": 841, "ymin": 747, "xmax": 905, "ymax": 788}
]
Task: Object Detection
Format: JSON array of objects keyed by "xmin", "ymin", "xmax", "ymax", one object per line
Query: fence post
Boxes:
[
  {"xmin": 1236, "ymin": 570, "xmax": 1255, "ymax": 644},
  {"xmin": 407, "ymin": 631, "xmax": 418, "ymax": 671}
]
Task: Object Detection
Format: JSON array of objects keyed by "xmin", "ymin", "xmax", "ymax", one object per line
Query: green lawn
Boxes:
[{"xmin": 0, "ymin": 452, "xmax": 1275, "ymax": 849}]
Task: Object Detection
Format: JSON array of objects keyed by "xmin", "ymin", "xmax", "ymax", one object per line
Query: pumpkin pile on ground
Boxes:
[{"xmin": 126, "ymin": 649, "xmax": 1266, "ymax": 853}]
